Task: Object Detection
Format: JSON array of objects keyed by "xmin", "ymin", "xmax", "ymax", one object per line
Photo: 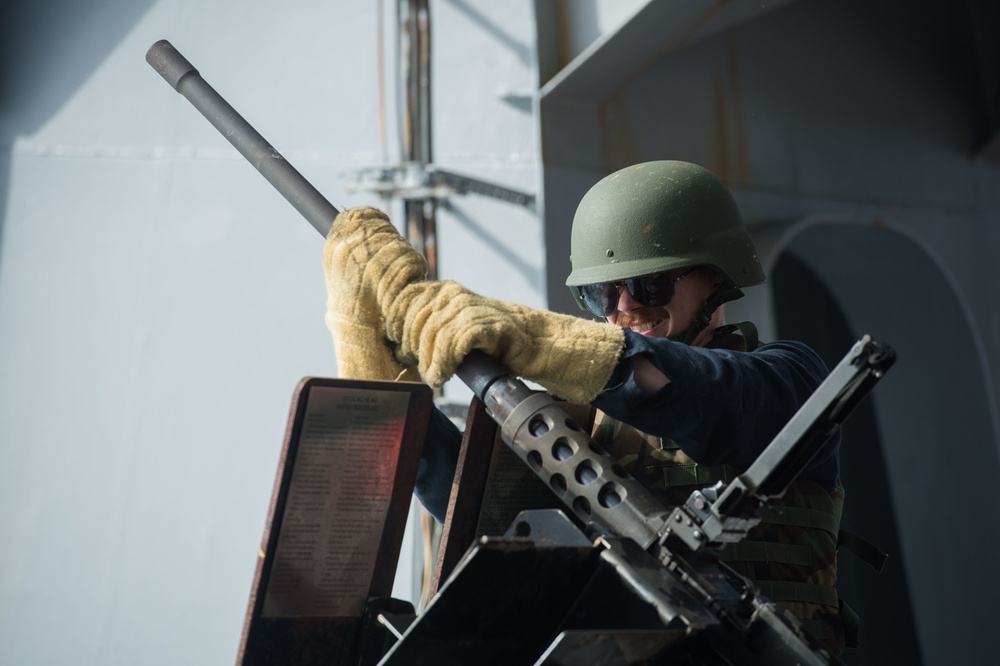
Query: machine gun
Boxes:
[
  {"xmin": 147, "ymin": 40, "xmax": 895, "ymax": 664},
  {"xmin": 408, "ymin": 341, "xmax": 892, "ymax": 665}
]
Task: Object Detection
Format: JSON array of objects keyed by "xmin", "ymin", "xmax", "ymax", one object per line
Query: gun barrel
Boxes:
[
  {"xmin": 145, "ymin": 39, "xmax": 339, "ymax": 237},
  {"xmin": 146, "ymin": 40, "xmax": 675, "ymax": 550},
  {"xmin": 456, "ymin": 352, "xmax": 670, "ymax": 549}
]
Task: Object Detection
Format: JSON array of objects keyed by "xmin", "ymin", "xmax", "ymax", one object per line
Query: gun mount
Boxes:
[{"xmin": 147, "ymin": 40, "xmax": 896, "ymax": 664}]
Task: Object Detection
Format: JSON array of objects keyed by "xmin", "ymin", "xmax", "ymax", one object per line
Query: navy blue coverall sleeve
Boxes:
[{"xmin": 593, "ymin": 329, "xmax": 840, "ymax": 488}]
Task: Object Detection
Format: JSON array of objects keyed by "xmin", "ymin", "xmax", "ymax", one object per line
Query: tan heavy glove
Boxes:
[
  {"xmin": 385, "ymin": 280, "xmax": 624, "ymax": 404},
  {"xmin": 322, "ymin": 206, "xmax": 422, "ymax": 382},
  {"xmin": 324, "ymin": 206, "xmax": 625, "ymax": 403}
]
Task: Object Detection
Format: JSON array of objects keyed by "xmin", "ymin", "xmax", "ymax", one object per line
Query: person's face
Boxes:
[{"xmin": 606, "ymin": 267, "xmax": 719, "ymax": 341}]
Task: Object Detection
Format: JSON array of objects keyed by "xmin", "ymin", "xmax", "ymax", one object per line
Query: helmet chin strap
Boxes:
[{"xmin": 672, "ymin": 283, "xmax": 745, "ymax": 344}]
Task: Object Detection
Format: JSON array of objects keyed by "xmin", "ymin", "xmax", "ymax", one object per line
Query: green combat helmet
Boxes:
[{"xmin": 566, "ymin": 160, "xmax": 765, "ymax": 343}]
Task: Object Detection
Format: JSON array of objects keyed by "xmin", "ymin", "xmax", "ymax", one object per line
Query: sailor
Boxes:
[{"xmin": 323, "ymin": 160, "xmax": 848, "ymax": 653}]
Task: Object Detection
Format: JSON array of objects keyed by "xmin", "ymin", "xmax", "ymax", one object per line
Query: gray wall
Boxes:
[{"xmin": 0, "ymin": 1, "xmax": 541, "ymax": 664}]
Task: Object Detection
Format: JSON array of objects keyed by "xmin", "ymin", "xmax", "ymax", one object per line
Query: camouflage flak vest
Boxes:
[{"xmin": 589, "ymin": 326, "xmax": 848, "ymax": 654}]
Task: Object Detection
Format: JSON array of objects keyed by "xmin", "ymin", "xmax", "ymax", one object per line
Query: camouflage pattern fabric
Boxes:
[{"xmin": 591, "ymin": 410, "xmax": 846, "ymax": 655}]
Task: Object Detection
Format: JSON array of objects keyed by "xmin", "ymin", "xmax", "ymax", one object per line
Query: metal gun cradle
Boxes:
[{"xmin": 147, "ymin": 40, "xmax": 895, "ymax": 665}]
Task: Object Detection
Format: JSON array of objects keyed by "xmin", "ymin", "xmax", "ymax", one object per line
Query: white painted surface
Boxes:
[{"xmin": 0, "ymin": 1, "xmax": 541, "ymax": 664}]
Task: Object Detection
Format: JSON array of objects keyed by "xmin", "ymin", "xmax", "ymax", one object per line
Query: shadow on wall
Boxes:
[
  {"xmin": 771, "ymin": 222, "xmax": 1000, "ymax": 665},
  {"xmin": 773, "ymin": 251, "xmax": 920, "ymax": 665},
  {"xmin": 0, "ymin": 0, "xmax": 155, "ymax": 252}
]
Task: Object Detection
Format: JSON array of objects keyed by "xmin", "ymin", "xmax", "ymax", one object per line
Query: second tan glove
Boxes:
[
  {"xmin": 384, "ymin": 280, "xmax": 625, "ymax": 404},
  {"xmin": 323, "ymin": 206, "xmax": 422, "ymax": 382}
]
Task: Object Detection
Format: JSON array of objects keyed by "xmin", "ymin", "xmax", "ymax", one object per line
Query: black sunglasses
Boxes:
[{"xmin": 578, "ymin": 267, "xmax": 697, "ymax": 317}]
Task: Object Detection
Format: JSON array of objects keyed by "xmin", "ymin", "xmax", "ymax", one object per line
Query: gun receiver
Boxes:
[{"xmin": 148, "ymin": 41, "xmax": 894, "ymax": 664}]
